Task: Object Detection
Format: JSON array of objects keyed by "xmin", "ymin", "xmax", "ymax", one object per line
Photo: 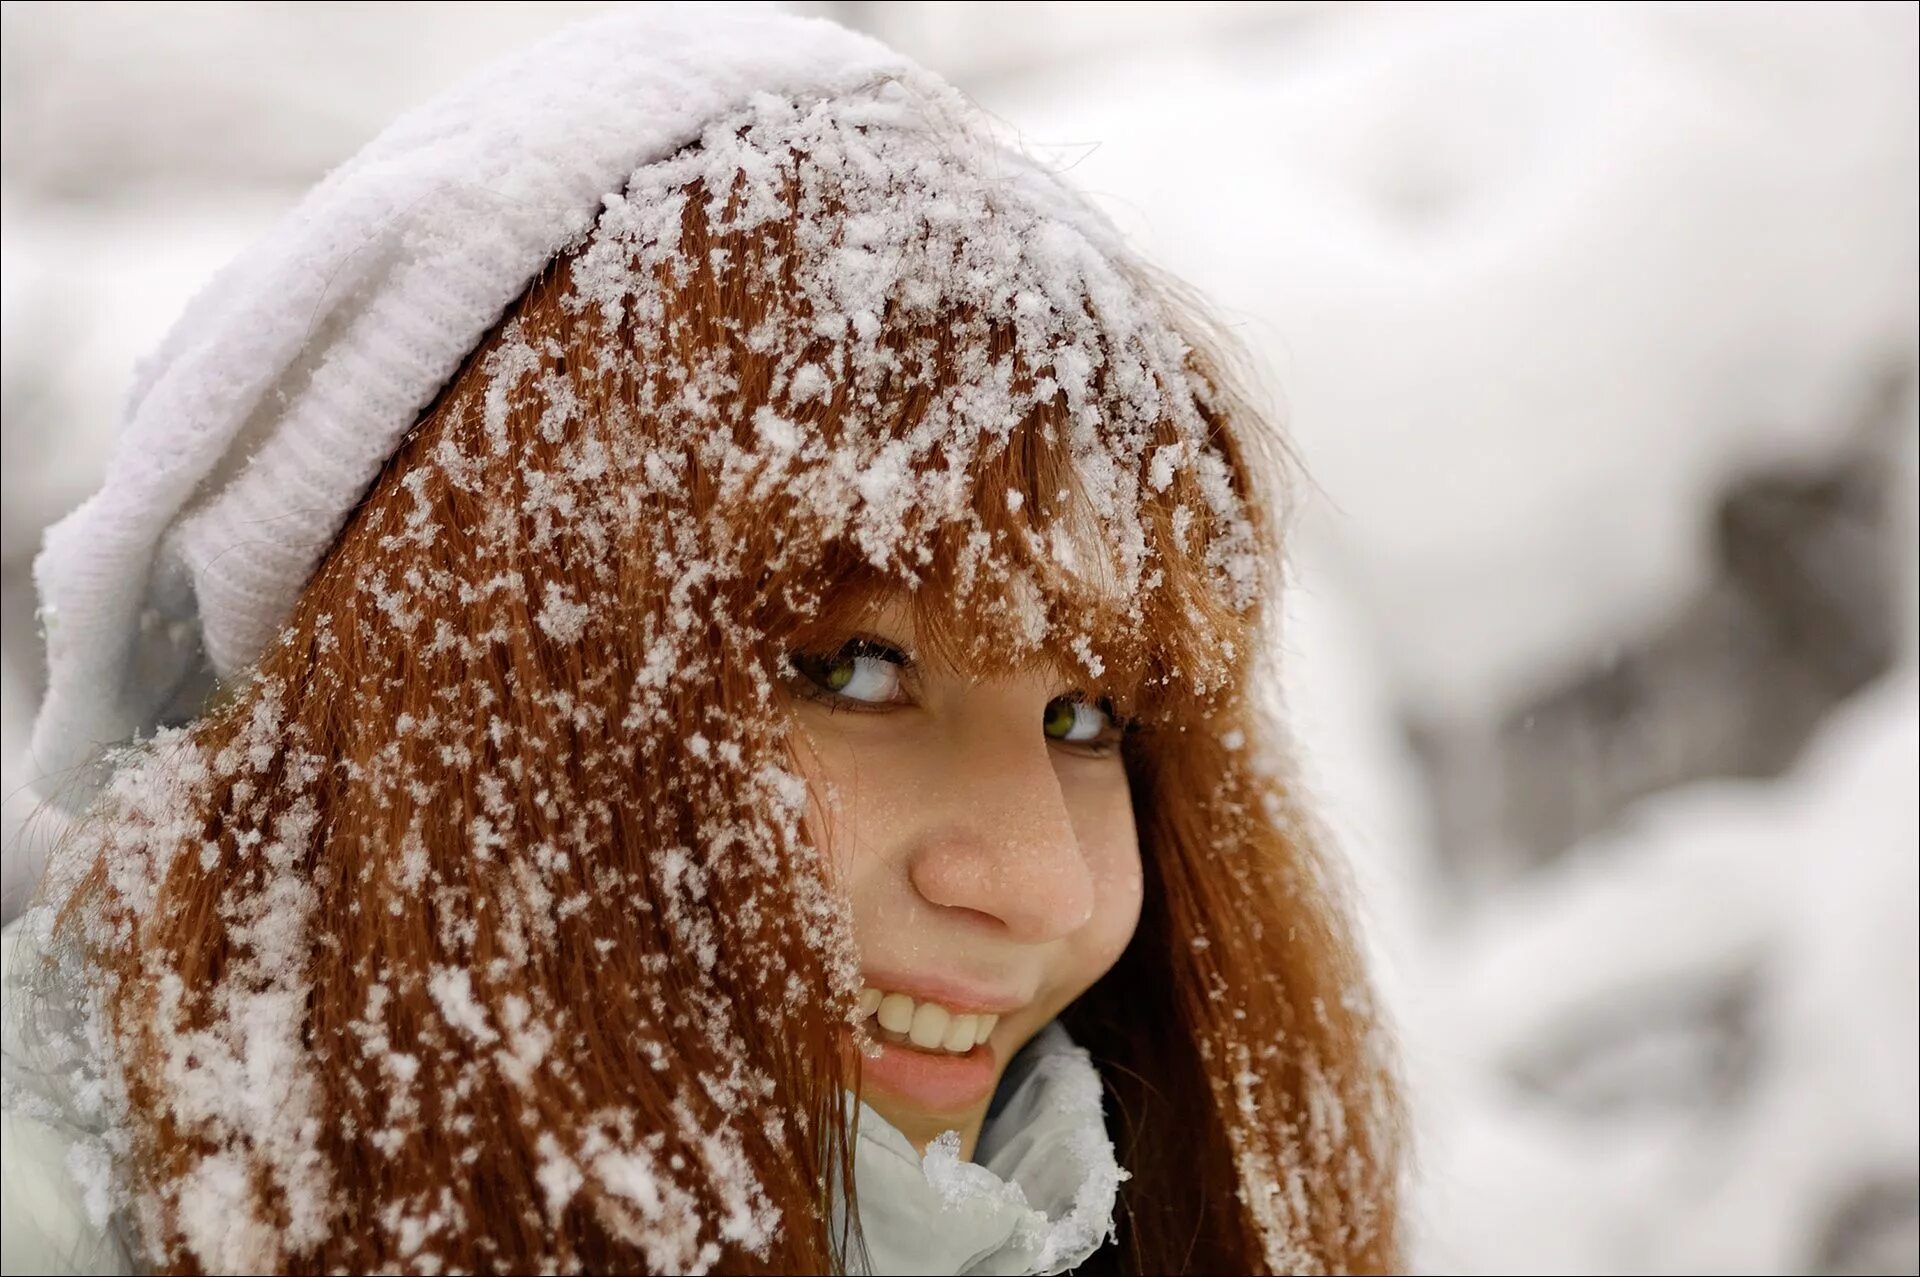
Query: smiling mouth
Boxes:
[{"xmin": 856, "ymin": 985, "xmax": 1002, "ymax": 1055}]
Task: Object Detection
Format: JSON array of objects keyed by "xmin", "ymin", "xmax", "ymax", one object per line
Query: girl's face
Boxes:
[{"xmin": 781, "ymin": 590, "xmax": 1143, "ymax": 1159}]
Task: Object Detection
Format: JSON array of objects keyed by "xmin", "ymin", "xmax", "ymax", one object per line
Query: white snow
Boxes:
[
  {"xmin": 1, "ymin": 4, "xmax": 1913, "ymax": 1273},
  {"xmin": 1409, "ymin": 671, "xmax": 1918, "ymax": 1273},
  {"xmin": 991, "ymin": 2, "xmax": 1918, "ymax": 725}
]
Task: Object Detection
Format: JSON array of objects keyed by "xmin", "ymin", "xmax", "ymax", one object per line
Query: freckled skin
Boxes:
[{"xmin": 782, "ymin": 595, "xmax": 1143, "ymax": 1160}]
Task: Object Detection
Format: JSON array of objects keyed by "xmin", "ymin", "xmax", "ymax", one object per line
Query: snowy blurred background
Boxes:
[{"xmin": 1, "ymin": 2, "xmax": 1914, "ymax": 1272}]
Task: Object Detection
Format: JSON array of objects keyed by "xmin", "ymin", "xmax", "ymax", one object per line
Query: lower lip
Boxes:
[{"xmin": 846, "ymin": 1029, "xmax": 999, "ymax": 1113}]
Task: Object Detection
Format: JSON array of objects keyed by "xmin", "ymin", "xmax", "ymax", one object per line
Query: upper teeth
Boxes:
[{"xmin": 857, "ymin": 986, "xmax": 999, "ymax": 1054}]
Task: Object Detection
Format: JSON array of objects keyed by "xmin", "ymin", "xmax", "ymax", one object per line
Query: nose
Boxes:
[{"xmin": 907, "ymin": 727, "xmax": 1097, "ymax": 944}]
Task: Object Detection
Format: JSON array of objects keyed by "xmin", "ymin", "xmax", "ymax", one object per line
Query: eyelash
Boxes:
[{"xmin": 783, "ymin": 636, "xmax": 1133, "ymax": 757}]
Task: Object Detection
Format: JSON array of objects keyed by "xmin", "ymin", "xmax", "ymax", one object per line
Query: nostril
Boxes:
[{"xmin": 943, "ymin": 903, "xmax": 1006, "ymax": 931}]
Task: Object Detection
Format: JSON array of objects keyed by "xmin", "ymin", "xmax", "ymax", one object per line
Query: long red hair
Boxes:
[{"xmin": 31, "ymin": 80, "xmax": 1404, "ymax": 1273}]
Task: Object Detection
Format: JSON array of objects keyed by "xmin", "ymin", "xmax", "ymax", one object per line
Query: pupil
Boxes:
[
  {"xmin": 824, "ymin": 659, "xmax": 854, "ymax": 691},
  {"xmin": 1044, "ymin": 699, "xmax": 1076, "ymax": 738}
]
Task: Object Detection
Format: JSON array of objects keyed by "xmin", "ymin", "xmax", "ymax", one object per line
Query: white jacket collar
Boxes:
[{"xmin": 845, "ymin": 1022, "xmax": 1126, "ymax": 1276}]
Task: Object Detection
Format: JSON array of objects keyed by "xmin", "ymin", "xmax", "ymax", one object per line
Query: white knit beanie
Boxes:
[{"xmin": 25, "ymin": 4, "xmax": 919, "ymax": 811}]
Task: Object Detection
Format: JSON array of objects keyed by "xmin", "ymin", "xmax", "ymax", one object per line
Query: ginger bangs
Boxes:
[{"xmin": 547, "ymin": 77, "xmax": 1276, "ymax": 736}]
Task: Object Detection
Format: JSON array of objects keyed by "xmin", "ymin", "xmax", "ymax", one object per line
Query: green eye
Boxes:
[
  {"xmin": 789, "ymin": 640, "xmax": 906, "ymax": 705},
  {"xmin": 814, "ymin": 655, "xmax": 855, "ymax": 692},
  {"xmin": 1044, "ymin": 695, "xmax": 1110, "ymax": 744}
]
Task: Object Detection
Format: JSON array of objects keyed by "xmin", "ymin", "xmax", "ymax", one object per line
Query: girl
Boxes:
[{"xmin": 2, "ymin": 7, "xmax": 1404, "ymax": 1274}]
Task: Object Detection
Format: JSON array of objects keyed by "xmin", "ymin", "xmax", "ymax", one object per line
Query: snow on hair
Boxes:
[{"xmin": 16, "ymin": 77, "xmax": 1403, "ymax": 1274}]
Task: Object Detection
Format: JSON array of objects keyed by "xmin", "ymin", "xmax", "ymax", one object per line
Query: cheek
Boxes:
[
  {"xmin": 1069, "ymin": 785, "xmax": 1144, "ymax": 977},
  {"xmin": 788, "ymin": 724, "xmax": 897, "ymax": 892}
]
